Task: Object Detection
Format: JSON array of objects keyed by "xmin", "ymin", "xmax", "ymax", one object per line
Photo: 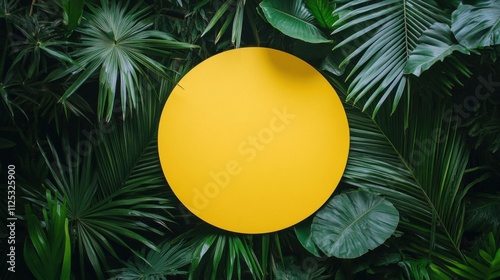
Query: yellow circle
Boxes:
[{"xmin": 158, "ymin": 47, "xmax": 349, "ymax": 233}]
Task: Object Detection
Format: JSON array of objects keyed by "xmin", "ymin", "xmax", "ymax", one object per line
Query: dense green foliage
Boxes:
[{"xmin": 0, "ymin": 0, "xmax": 499, "ymax": 279}]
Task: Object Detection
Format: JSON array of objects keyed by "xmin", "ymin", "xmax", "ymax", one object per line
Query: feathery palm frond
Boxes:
[
  {"xmin": 327, "ymin": 77, "xmax": 472, "ymax": 266},
  {"xmin": 37, "ymin": 76, "xmax": 178, "ymax": 278},
  {"xmin": 331, "ymin": 0, "xmax": 450, "ymax": 118},
  {"xmin": 109, "ymin": 241, "xmax": 193, "ymax": 279},
  {"xmin": 183, "ymin": 225, "xmax": 288, "ymax": 280}
]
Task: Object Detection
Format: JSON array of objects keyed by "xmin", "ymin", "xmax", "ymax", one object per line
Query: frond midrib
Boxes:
[{"xmin": 347, "ymin": 99, "xmax": 466, "ymax": 262}]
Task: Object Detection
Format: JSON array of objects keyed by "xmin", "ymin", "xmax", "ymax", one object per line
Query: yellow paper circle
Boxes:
[{"xmin": 158, "ymin": 47, "xmax": 349, "ymax": 233}]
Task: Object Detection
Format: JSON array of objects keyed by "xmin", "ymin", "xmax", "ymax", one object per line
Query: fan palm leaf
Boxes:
[
  {"xmin": 331, "ymin": 0, "xmax": 450, "ymax": 118},
  {"xmin": 109, "ymin": 240, "xmax": 193, "ymax": 279},
  {"xmin": 38, "ymin": 77, "xmax": 178, "ymax": 278},
  {"xmin": 55, "ymin": 0, "xmax": 196, "ymax": 121},
  {"xmin": 327, "ymin": 77, "xmax": 472, "ymax": 266}
]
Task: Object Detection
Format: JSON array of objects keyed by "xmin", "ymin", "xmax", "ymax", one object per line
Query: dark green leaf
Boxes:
[
  {"xmin": 305, "ymin": 0, "xmax": 337, "ymax": 30},
  {"xmin": 23, "ymin": 191, "xmax": 71, "ymax": 280},
  {"xmin": 0, "ymin": 137, "xmax": 16, "ymax": 149},
  {"xmin": 294, "ymin": 218, "xmax": 321, "ymax": 257},
  {"xmin": 445, "ymin": 232, "xmax": 500, "ymax": 280},
  {"xmin": 464, "ymin": 194, "xmax": 500, "ymax": 235},
  {"xmin": 325, "ymin": 78, "xmax": 472, "ymax": 265},
  {"xmin": 311, "ymin": 190, "xmax": 399, "ymax": 258},
  {"xmin": 259, "ymin": 0, "xmax": 331, "ymax": 43},
  {"xmin": 201, "ymin": 0, "xmax": 234, "ymax": 37},
  {"xmin": 331, "ymin": 0, "xmax": 450, "ymax": 117},
  {"xmin": 60, "ymin": 1, "xmax": 196, "ymax": 121},
  {"xmin": 404, "ymin": 23, "xmax": 470, "ymax": 76},
  {"xmin": 451, "ymin": 0, "xmax": 500, "ymax": 49},
  {"xmin": 61, "ymin": 0, "xmax": 85, "ymax": 32},
  {"xmin": 110, "ymin": 241, "xmax": 193, "ymax": 279}
]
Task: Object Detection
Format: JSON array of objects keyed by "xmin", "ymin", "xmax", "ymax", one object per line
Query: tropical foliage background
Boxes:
[{"xmin": 1, "ymin": 0, "xmax": 499, "ymax": 279}]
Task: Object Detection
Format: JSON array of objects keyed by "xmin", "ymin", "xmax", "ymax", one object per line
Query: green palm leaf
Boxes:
[
  {"xmin": 187, "ymin": 229, "xmax": 263, "ymax": 280},
  {"xmin": 109, "ymin": 241, "xmax": 193, "ymax": 279},
  {"xmin": 451, "ymin": 0, "xmax": 500, "ymax": 49},
  {"xmin": 38, "ymin": 77, "xmax": 178, "ymax": 278},
  {"xmin": 57, "ymin": 1, "xmax": 196, "ymax": 121},
  {"xmin": 184, "ymin": 225, "xmax": 286, "ymax": 280},
  {"xmin": 259, "ymin": 0, "xmax": 332, "ymax": 43},
  {"xmin": 331, "ymin": 0, "xmax": 449, "ymax": 117},
  {"xmin": 327, "ymin": 77, "xmax": 472, "ymax": 265},
  {"xmin": 445, "ymin": 233, "xmax": 500, "ymax": 280},
  {"xmin": 311, "ymin": 190, "xmax": 399, "ymax": 259}
]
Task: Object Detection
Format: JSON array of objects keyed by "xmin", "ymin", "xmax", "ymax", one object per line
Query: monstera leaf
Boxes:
[
  {"xmin": 404, "ymin": 23, "xmax": 470, "ymax": 76},
  {"xmin": 311, "ymin": 190, "xmax": 399, "ymax": 259},
  {"xmin": 451, "ymin": 0, "xmax": 500, "ymax": 49},
  {"xmin": 259, "ymin": 0, "xmax": 331, "ymax": 43}
]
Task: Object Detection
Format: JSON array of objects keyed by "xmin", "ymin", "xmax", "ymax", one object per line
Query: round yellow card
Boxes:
[{"xmin": 158, "ymin": 47, "xmax": 349, "ymax": 233}]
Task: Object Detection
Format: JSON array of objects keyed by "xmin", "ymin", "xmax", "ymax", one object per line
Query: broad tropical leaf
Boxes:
[
  {"xmin": 259, "ymin": 0, "xmax": 332, "ymax": 43},
  {"xmin": 311, "ymin": 190, "xmax": 399, "ymax": 258},
  {"xmin": 451, "ymin": 0, "xmax": 500, "ymax": 49},
  {"xmin": 404, "ymin": 23, "xmax": 470, "ymax": 77},
  {"xmin": 331, "ymin": 0, "xmax": 450, "ymax": 117},
  {"xmin": 294, "ymin": 218, "xmax": 321, "ymax": 257}
]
